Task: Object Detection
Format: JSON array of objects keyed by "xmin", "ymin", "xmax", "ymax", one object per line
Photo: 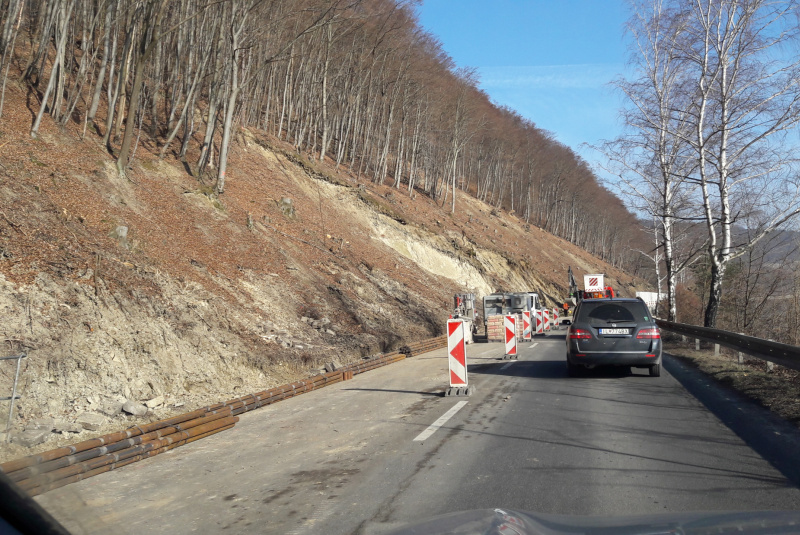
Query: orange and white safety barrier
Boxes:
[
  {"xmin": 522, "ymin": 311, "xmax": 531, "ymax": 340},
  {"xmin": 504, "ymin": 315, "xmax": 517, "ymax": 358},
  {"xmin": 447, "ymin": 320, "xmax": 467, "ymax": 387}
]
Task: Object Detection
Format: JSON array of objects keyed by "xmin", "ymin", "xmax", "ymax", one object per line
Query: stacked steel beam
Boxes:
[
  {"xmin": 206, "ymin": 370, "xmax": 346, "ymax": 416},
  {"xmin": 0, "ymin": 335, "xmax": 448, "ymax": 495},
  {"xmin": 3, "ymin": 407, "xmax": 238, "ymax": 496}
]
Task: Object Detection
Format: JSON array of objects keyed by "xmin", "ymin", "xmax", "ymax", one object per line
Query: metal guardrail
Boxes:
[{"xmin": 656, "ymin": 319, "xmax": 800, "ymax": 372}]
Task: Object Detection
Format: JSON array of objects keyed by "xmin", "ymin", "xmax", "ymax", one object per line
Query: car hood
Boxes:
[{"xmin": 377, "ymin": 508, "xmax": 800, "ymax": 535}]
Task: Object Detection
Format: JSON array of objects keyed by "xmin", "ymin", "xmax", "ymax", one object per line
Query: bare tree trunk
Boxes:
[
  {"xmin": 87, "ymin": 0, "xmax": 115, "ymax": 129},
  {"xmin": 32, "ymin": 0, "xmax": 75, "ymax": 137},
  {"xmin": 116, "ymin": 0, "xmax": 170, "ymax": 176}
]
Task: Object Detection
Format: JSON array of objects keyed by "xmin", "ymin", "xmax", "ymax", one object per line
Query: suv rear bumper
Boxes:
[{"xmin": 567, "ymin": 351, "xmax": 661, "ymax": 367}]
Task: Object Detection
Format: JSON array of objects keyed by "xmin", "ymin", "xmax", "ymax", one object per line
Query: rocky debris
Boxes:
[
  {"xmin": 111, "ymin": 225, "xmax": 129, "ymax": 248},
  {"xmin": 98, "ymin": 398, "xmax": 125, "ymax": 417},
  {"xmin": 145, "ymin": 396, "xmax": 165, "ymax": 409},
  {"xmin": 10, "ymin": 428, "xmax": 50, "ymax": 447},
  {"xmin": 122, "ymin": 400, "xmax": 148, "ymax": 417},
  {"xmin": 324, "ymin": 360, "xmax": 343, "ymax": 372},
  {"xmin": 308, "ymin": 317, "xmax": 336, "ymax": 334},
  {"xmin": 25, "ymin": 418, "xmax": 55, "ymax": 431},
  {"xmin": 53, "ymin": 420, "xmax": 83, "ymax": 434},
  {"xmin": 24, "ymin": 418, "xmax": 82, "ymax": 435},
  {"xmin": 311, "ymin": 320, "xmax": 323, "ymax": 328},
  {"xmin": 278, "ymin": 197, "xmax": 295, "ymax": 218},
  {"xmin": 76, "ymin": 412, "xmax": 106, "ymax": 431}
]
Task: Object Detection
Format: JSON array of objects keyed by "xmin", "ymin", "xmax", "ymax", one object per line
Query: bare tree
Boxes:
[
  {"xmin": 2, "ymin": 0, "xmax": 648, "ymax": 275},
  {"xmin": 678, "ymin": 0, "xmax": 800, "ymax": 327},
  {"xmin": 599, "ymin": 0, "xmax": 704, "ymax": 321}
]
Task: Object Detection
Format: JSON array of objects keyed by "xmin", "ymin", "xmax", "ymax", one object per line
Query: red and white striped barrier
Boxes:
[
  {"xmin": 504, "ymin": 315, "xmax": 517, "ymax": 359},
  {"xmin": 553, "ymin": 308, "xmax": 560, "ymax": 330},
  {"xmin": 522, "ymin": 311, "xmax": 531, "ymax": 340},
  {"xmin": 447, "ymin": 320, "xmax": 468, "ymax": 388},
  {"xmin": 535, "ymin": 310, "xmax": 544, "ymax": 335},
  {"xmin": 544, "ymin": 309, "xmax": 550, "ymax": 332}
]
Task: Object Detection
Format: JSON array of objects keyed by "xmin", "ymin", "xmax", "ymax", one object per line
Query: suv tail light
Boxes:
[
  {"xmin": 569, "ymin": 328, "xmax": 592, "ymax": 339},
  {"xmin": 637, "ymin": 328, "xmax": 661, "ymax": 339}
]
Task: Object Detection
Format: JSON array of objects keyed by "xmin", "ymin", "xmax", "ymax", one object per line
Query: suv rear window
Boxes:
[{"xmin": 577, "ymin": 301, "xmax": 650, "ymax": 324}]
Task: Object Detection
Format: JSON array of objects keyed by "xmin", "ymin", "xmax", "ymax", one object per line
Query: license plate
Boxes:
[{"xmin": 599, "ymin": 328, "xmax": 629, "ymax": 335}]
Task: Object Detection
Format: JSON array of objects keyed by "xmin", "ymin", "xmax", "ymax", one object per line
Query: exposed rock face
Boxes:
[{"xmin": 0, "ymin": 120, "xmax": 637, "ymax": 462}]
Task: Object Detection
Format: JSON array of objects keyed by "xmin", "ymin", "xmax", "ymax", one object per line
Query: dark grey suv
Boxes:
[{"xmin": 566, "ymin": 298, "xmax": 662, "ymax": 377}]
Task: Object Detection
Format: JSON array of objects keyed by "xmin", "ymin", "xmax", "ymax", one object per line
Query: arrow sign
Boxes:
[
  {"xmin": 523, "ymin": 311, "xmax": 531, "ymax": 340},
  {"xmin": 448, "ymin": 320, "xmax": 467, "ymax": 386},
  {"xmin": 504, "ymin": 315, "xmax": 517, "ymax": 356}
]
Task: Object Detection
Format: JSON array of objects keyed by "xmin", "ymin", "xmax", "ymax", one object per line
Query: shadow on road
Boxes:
[
  {"xmin": 664, "ymin": 353, "xmax": 800, "ymax": 489},
  {"xmin": 469, "ymin": 359, "xmax": 652, "ymax": 380},
  {"xmin": 341, "ymin": 388, "xmax": 441, "ymax": 397},
  {"xmin": 420, "ymin": 416, "xmax": 792, "ymax": 489}
]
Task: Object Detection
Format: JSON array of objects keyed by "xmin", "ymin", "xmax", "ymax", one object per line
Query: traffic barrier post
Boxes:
[
  {"xmin": 523, "ymin": 311, "xmax": 531, "ymax": 340},
  {"xmin": 535, "ymin": 310, "xmax": 544, "ymax": 335},
  {"xmin": 446, "ymin": 319, "xmax": 472, "ymax": 397},
  {"xmin": 504, "ymin": 315, "xmax": 518, "ymax": 360},
  {"xmin": 544, "ymin": 309, "xmax": 550, "ymax": 332}
]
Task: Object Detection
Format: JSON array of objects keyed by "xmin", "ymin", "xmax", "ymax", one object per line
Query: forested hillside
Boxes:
[
  {"xmin": 0, "ymin": 0, "xmax": 649, "ymax": 456},
  {"xmin": 0, "ymin": 0, "xmax": 643, "ymax": 268}
]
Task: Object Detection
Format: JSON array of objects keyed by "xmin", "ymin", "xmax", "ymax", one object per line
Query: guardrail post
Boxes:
[
  {"xmin": 695, "ymin": 338, "xmax": 700, "ymax": 351},
  {"xmin": 714, "ymin": 344, "xmax": 720, "ymax": 356},
  {"xmin": 766, "ymin": 339, "xmax": 775, "ymax": 371}
]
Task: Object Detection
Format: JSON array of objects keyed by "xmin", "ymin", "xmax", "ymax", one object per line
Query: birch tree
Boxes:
[
  {"xmin": 679, "ymin": 0, "xmax": 800, "ymax": 327},
  {"xmin": 599, "ymin": 0, "xmax": 703, "ymax": 321}
]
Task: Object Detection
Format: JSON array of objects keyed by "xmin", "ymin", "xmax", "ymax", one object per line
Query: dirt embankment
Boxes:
[{"xmin": 0, "ymin": 87, "xmax": 641, "ymax": 460}]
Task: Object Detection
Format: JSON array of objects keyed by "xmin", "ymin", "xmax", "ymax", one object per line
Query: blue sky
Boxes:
[{"xmin": 416, "ymin": 0, "xmax": 631, "ymax": 166}]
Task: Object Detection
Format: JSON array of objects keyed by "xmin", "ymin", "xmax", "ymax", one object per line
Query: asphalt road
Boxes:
[{"xmin": 36, "ymin": 332, "xmax": 800, "ymax": 534}]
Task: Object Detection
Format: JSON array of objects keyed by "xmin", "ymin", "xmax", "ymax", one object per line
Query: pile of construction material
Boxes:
[
  {"xmin": 487, "ymin": 315, "xmax": 505, "ymax": 342},
  {"xmin": 486, "ymin": 315, "xmax": 526, "ymax": 342}
]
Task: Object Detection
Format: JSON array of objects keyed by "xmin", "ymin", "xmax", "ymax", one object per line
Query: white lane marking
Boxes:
[
  {"xmin": 529, "ymin": 342, "xmax": 539, "ymax": 349},
  {"xmin": 413, "ymin": 401, "xmax": 468, "ymax": 442},
  {"xmin": 500, "ymin": 361, "xmax": 515, "ymax": 370}
]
